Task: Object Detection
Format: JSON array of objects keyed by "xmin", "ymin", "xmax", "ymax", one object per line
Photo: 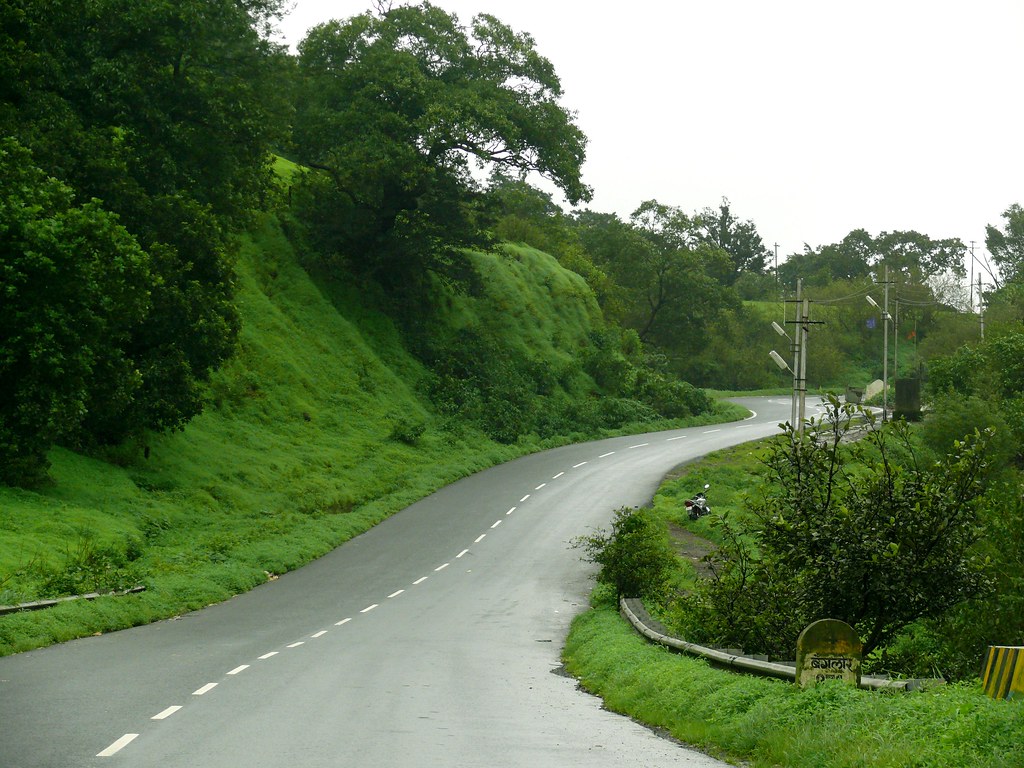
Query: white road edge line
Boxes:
[
  {"xmin": 258, "ymin": 651, "xmax": 278, "ymax": 660},
  {"xmin": 744, "ymin": 409, "xmax": 758, "ymax": 420},
  {"xmin": 152, "ymin": 706, "xmax": 182, "ymax": 721},
  {"xmin": 193, "ymin": 683, "xmax": 218, "ymax": 695},
  {"xmin": 97, "ymin": 734, "xmax": 138, "ymax": 757},
  {"xmin": 227, "ymin": 664, "xmax": 249, "ymax": 675}
]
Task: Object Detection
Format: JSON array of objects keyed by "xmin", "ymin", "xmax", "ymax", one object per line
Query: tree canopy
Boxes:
[
  {"xmin": 292, "ymin": 2, "xmax": 590, "ymax": 295},
  {"xmin": 0, "ymin": 0, "xmax": 289, "ymax": 482}
]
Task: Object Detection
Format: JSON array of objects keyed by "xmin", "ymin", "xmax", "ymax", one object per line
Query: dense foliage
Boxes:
[
  {"xmin": 291, "ymin": 2, "xmax": 589, "ymax": 301},
  {"xmin": 677, "ymin": 398, "xmax": 995, "ymax": 659},
  {"xmin": 0, "ymin": 0, "xmax": 290, "ymax": 482},
  {"xmin": 572, "ymin": 506, "xmax": 678, "ymax": 602}
]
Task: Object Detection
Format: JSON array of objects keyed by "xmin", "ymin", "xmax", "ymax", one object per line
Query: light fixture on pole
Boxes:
[
  {"xmin": 866, "ymin": 294, "xmax": 889, "ymax": 421},
  {"xmin": 771, "ymin": 321, "xmax": 798, "ymax": 430},
  {"xmin": 769, "ymin": 349, "xmax": 791, "ymax": 372}
]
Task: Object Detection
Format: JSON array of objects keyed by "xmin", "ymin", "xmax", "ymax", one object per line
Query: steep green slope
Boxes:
[{"xmin": 0, "ymin": 215, "xmax": 735, "ymax": 654}]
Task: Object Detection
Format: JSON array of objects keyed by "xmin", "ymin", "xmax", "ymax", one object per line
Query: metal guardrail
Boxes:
[
  {"xmin": 620, "ymin": 597, "xmax": 940, "ymax": 692},
  {"xmin": 0, "ymin": 586, "xmax": 146, "ymax": 616}
]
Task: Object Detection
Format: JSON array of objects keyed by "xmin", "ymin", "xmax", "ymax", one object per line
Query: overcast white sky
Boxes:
[{"xmin": 275, "ymin": 1, "xmax": 1022, "ymax": 265}]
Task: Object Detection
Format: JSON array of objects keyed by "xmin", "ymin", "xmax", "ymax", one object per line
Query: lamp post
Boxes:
[
  {"xmin": 866, "ymin": 293, "xmax": 889, "ymax": 421},
  {"xmin": 769, "ymin": 349, "xmax": 803, "ymax": 439},
  {"xmin": 772, "ymin": 320, "xmax": 797, "ymax": 430}
]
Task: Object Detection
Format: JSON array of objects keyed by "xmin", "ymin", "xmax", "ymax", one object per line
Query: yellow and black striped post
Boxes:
[{"xmin": 982, "ymin": 646, "xmax": 1024, "ymax": 700}]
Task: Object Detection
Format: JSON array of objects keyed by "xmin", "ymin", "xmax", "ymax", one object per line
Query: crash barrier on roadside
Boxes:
[
  {"xmin": 0, "ymin": 586, "xmax": 146, "ymax": 616},
  {"xmin": 620, "ymin": 597, "xmax": 941, "ymax": 692},
  {"xmin": 982, "ymin": 646, "xmax": 1024, "ymax": 700}
]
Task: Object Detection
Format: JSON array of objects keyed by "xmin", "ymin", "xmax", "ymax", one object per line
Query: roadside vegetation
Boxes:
[
  {"xmin": 564, "ymin": 592, "xmax": 1024, "ymax": 768},
  {"xmin": 566, "ymin": 388, "xmax": 1024, "ymax": 766}
]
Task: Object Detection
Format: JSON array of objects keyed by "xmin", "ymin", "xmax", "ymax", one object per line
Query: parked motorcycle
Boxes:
[{"xmin": 685, "ymin": 484, "xmax": 711, "ymax": 520}]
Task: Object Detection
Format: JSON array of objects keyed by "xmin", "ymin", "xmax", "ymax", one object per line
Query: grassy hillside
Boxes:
[{"xmin": 0, "ymin": 214, "xmax": 738, "ymax": 655}]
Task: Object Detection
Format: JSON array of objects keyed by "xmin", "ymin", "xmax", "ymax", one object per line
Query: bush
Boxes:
[
  {"xmin": 677, "ymin": 397, "xmax": 996, "ymax": 659},
  {"xmin": 572, "ymin": 507, "xmax": 678, "ymax": 602}
]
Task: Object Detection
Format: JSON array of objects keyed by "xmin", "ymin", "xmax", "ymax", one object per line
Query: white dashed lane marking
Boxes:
[
  {"xmin": 628, "ymin": 443, "xmax": 649, "ymax": 449},
  {"xmin": 335, "ymin": 617, "xmax": 352, "ymax": 626},
  {"xmin": 360, "ymin": 604, "xmax": 379, "ymax": 612},
  {"xmin": 412, "ymin": 577, "xmax": 428, "ymax": 585},
  {"xmin": 286, "ymin": 642, "xmax": 304, "ymax": 648},
  {"xmin": 151, "ymin": 706, "xmax": 181, "ymax": 721},
  {"xmin": 490, "ymin": 520, "xmax": 502, "ymax": 529},
  {"xmin": 227, "ymin": 665, "xmax": 249, "ymax": 675},
  {"xmin": 434, "ymin": 563, "xmax": 449, "ymax": 572},
  {"xmin": 599, "ymin": 451, "xmax": 615, "ymax": 458},
  {"xmin": 552, "ymin": 472, "xmax": 564, "ymax": 479},
  {"xmin": 456, "ymin": 549, "xmax": 469, "ymax": 558},
  {"xmin": 312, "ymin": 630, "xmax": 328, "ymax": 638},
  {"xmin": 474, "ymin": 534, "xmax": 486, "ymax": 543},
  {"xmin": 192, "ymin": 683, "xmax": 217, "ymax": 695},
  {"xmin": 258, "ymin": 651, "xmax": 278, "ymax": 660},
  {"xmin": 97, "ymin": 734, "xmax": 138, "ymax": 757},
  {"xmin": 573, "ymin": 461, "xmax": 587, "ymax": 468}
]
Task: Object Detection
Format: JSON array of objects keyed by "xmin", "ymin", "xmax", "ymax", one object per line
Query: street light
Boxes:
[
  {"xmin": 770, "ymin": 321, "xmax": 798, "ymax": 432},
  {"xmin": 769, "ymin": 349, "xmax": 791, "ymax": 371},
  {"xmin": 866, "ymin": 294, "xmax": 889, "ymax": 420}
]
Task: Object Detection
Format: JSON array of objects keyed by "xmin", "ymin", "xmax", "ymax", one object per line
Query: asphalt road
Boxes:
[{"xmin": 0, "ymin": 396, "xmax": 807, "ymax": 768}]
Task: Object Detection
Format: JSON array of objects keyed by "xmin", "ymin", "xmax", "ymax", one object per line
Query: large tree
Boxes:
[
  {"xmin": 0, "ymin": 0, "xmax": 289, "ymax": 452},
  {"xmin": 695, "ymin": 198, "xmax": 771, "ymax": 285},
  {"xmin": 574, "ymin": 202, "xmax": 736, "ymax": 357},
  {"xmin": 0, "ymin": 139, "xmax": 153, "ymax": 484},
  {"xmin": 986, "ymin": 203, "xmax": 1024, "ymax": 287},
  {"xmin": 292, "ymin": 2, "xmax": 590, "ymax": 297}
]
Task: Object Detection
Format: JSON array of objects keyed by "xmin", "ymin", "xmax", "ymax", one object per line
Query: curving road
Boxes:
[{"xmin": 0, "ymin": 397, "xmax": 812, "ymax": 768}]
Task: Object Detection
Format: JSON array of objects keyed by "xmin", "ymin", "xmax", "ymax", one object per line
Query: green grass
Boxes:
[{"xmin": 563, "ymin": 596, "xmax": 1024, "ymax": 768}]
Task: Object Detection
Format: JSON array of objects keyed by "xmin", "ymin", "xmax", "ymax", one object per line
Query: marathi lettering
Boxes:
[{"xmin": 810, "ymin": 656, "xmax": 854, "ymax": 671}]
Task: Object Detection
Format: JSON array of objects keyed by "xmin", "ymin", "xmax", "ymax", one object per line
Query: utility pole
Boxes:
[
  {"xmin": 882, "ymin": 264, "xmax": 890, "ymax": 421},
  {"xmin": 979, "ymin": 273, "xmax": 985, "ymax": 340},
  {"xmin": 798, "ymin": 297, "xmax": 809, "ymax": 437},
  {"xmin": 970, "ymin": 241, "xmax": 976, "ymax": 312},
  {"xmin": 791, "ymin": 278, "xmax": 801, "ymax": 432}
]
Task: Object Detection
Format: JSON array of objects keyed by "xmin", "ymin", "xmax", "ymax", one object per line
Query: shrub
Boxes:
[{"xmin": 572, "ymin": 507, "xmax": 678, "ymax": 602}]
